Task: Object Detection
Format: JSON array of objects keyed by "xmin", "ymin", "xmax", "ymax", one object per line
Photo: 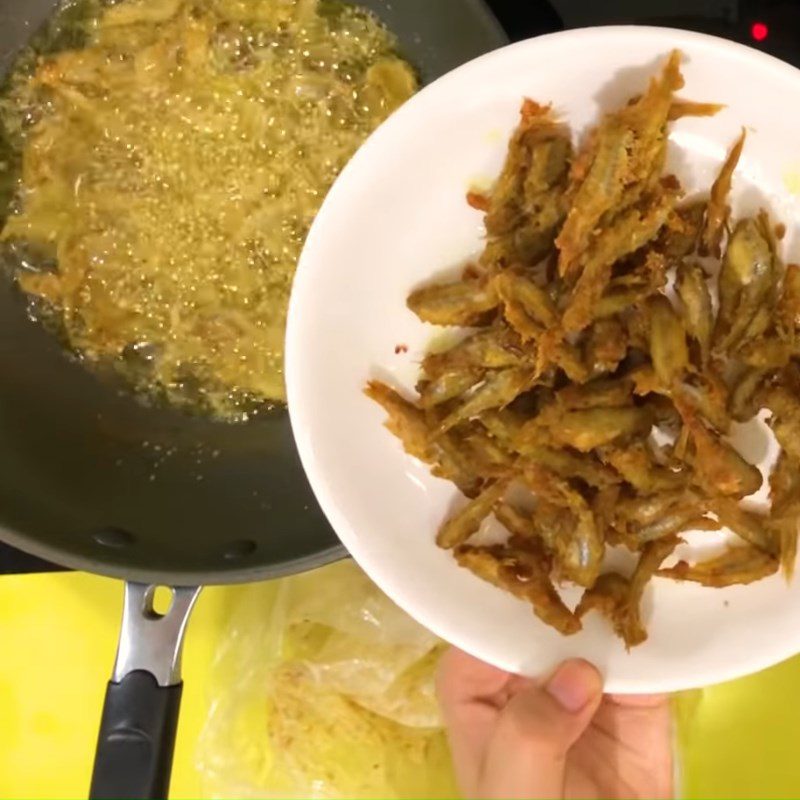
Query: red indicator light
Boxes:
[{"xmin": 751, "ymin": 21, "xmax": 769, "ymax": 42}]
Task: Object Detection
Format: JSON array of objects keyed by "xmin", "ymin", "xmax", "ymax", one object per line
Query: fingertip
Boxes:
[{"xmin": 545, "ymin": 658, "xmax": 604, "ymax": 713}]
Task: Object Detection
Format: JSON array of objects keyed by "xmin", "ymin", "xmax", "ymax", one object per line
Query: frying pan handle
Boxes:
[{"xmin": 90, "ymin": 583, "xmax": 201, "ymax": 800}]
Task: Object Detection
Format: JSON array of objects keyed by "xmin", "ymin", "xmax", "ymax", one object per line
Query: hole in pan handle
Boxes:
[{"xmin": 89, "ymin": 583, "xmax": 202, "ymax": 800}]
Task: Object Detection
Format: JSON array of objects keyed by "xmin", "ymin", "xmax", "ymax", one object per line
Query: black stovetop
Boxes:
[
  {"xmin": 490, "ymin": 0, "xmax": 800, "ymax": 67},
  {"xmin": 1, "ymin": 0, "xmax": 796, "ymax": 576}
]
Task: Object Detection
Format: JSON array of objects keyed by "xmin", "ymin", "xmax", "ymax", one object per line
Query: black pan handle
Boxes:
[
  {"xmin": 90, "ymin": 583, "xmax": 201, "ymax": 800},
  {"xmin": 90, "ymin": 673, "xmax": 182, "ymax": 799}
]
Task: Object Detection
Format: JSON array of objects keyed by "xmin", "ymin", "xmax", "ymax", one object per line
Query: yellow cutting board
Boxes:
[
  {"xmin": 1, "ymin": 571, "xmax": 800, "ymax": 799},
  {"xmin": 0, "ymin": 572, "xmax": 232, "ymax": 799}
]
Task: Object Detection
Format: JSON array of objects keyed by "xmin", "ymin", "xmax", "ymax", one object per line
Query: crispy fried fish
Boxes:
[
  {"xmin": 367, "ymin": 52, "xmax": 797, "ymax": 646},
  {"xmin": 658, "ymin": 545, "xmax": 778, "ymax": 587},
  {"xmin": 701, "ymin": 129, "xmax": 746, "ymax": 258},
  {"xmin": 456, "ymin": 544, "xmax": 581, "ymax": 634}
]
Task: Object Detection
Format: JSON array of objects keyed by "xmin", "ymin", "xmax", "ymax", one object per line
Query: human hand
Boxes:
[{"xmin": 437, "ymin": 649, "xmax": 673, "ymax": 799}]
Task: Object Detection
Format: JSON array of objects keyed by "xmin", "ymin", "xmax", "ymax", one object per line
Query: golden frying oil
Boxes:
[{"xmin": 0, "ymin": 0, "xmax": 416, "ymax": 420}]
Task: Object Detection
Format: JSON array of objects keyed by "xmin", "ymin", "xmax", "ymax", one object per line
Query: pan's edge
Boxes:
[{"xmin": 0, "ymin": 524, "xmax": 349, "ymax": 585}]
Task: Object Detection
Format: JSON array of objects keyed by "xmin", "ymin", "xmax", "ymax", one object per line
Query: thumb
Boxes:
[{"xmin": 478, "ymin": 659, "xmax": 603, "ymax": 799}]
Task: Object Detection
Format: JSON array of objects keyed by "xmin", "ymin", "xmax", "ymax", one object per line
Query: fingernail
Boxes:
[{"xmin": 546, "ymin": 660, "xmax": 602, "ymax": 713}]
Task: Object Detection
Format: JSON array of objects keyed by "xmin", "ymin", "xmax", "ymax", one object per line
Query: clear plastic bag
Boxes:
[{"xmin": 196, "ymin": 561, "xmax": 457, "ymax": 799}]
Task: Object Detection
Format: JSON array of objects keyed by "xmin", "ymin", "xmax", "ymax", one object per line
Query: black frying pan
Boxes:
[{"xmin": 0, "ymin": 2, "xmax": 507, "ymax": 797}]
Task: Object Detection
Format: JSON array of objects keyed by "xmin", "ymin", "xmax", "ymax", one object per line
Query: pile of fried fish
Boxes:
[{"xmin": 366, "ymin": 51, "xmax": 800, "ymax": 647}]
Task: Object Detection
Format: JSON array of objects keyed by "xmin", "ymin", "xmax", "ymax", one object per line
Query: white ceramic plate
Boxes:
[{"xmin": 286, "ymin": 26, "xmax": 800, "ymax": 693}]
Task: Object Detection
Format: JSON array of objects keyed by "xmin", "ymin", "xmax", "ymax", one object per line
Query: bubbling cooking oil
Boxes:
[{"xmin": 0, "ymin": 0, "xmax": 416, "ymax": 420}]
